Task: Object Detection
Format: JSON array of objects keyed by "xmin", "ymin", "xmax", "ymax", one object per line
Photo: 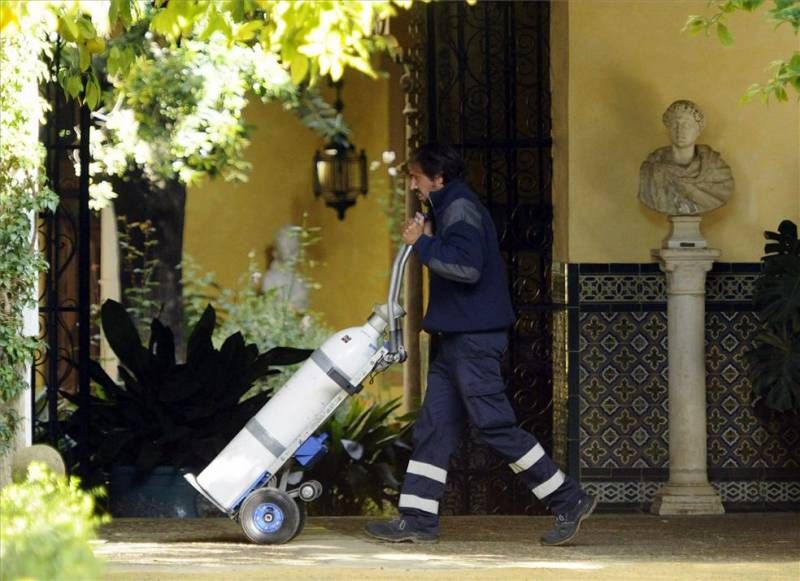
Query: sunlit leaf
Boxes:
[
  {"xmin": 58, "ymin": 16, "xmax": 80, "ymax": 42},
  {"xmin": 683, "ymin": 15, "xmax": 707, "ymax": 35},
  {"xmin": 78, "ymin": 44, "xmax": 91, "ymax": 72},
  {"xmin": 77, "ymin": 15, "xmax": 96, "ymax": 40},
  {"xmin": 716, "ymin": 22, "xmax": 734, "ymax": 45},
  {"xmin": 0, "ymin": 2, "xmax": 20, "ymax": 33},
  {"xmin": 235, "ymin": 20, "xmax": 263, "ymax": 41},
  {"xmin": 66, "ymin": 74, "xmax": 83, "ymax": 99},
  {"xmin": 290, "ymin": 53, "xmax": 309, "ymax": 84},
  {"xmin": 85, "ymin": 76, "xmax": 100, "ymax": 110}
]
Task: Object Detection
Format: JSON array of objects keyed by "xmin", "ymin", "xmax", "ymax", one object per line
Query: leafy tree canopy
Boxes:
[
  {"xmin": 0, "ymin": 0, "xmax": 432, "ymax": 200},
  {"xmin": 2, "ymin": 0, "xmax": 415, "ymax": 96}
]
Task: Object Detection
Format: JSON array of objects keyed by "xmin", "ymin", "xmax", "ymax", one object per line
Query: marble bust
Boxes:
[
  {"xmin": 638, "ymin": 100, "xmax": 734, "ymax": 216},
  {"xmin": 261, "ymin": 225, "xmax": 309, "ymax": 310}
]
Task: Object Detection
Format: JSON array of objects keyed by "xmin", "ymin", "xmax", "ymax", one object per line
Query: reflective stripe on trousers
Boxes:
[{"xmin": 399, "ymin": 332, "xmax": 581, "ymax": 531}]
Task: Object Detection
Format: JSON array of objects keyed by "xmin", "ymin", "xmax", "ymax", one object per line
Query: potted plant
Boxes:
[
  {"xmin": 61, "ymin": 299, "xmax": 312, "ymax": 517},
  {"xmin": 746, "ymin": 219, "xmax": 800, "ymax": 413}
]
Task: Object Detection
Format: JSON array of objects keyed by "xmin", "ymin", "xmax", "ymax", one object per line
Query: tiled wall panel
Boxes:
[{"xmin": 568, "ymin": 263, "xmax": 800, "ymax": 509}]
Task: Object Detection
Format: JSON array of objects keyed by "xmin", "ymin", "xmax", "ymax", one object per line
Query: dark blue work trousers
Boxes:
[{"xmin": 399, "ymin": 331, "xmax": 581, "ymax": 533}]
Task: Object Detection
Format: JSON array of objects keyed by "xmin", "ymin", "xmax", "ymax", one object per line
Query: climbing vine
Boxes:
[{"xmin": 0, "ymin": 32, "xmax": 59, "ymax": 454}]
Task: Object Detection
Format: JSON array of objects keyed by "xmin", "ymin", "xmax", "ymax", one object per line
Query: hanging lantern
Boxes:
[
  {"xmin": 312, "ymin": 141, "xmax": 368, "ymax": 220},
  {"xmin": 312, "ymin": 81, "xmax": 368, "ymax": 220}
]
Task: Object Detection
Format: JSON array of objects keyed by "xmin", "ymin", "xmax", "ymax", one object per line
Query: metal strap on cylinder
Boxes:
[
  {"xmin": 311, "ymin": 349, "xmax": 361, "ymax": 395},
  {"xmin": 245, "ymin": 419, "xmax": 286, "ymax": 458}
]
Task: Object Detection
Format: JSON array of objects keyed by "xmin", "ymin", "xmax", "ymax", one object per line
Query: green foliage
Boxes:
[
  {"xmin": 88, "ymin": 30, "xmax": 351, "ymax": 202},
  {"xmin": 5, "ymin": 0, "xmax": 414, "ymax": 109},
  {"xmin": 140, "ymin": 0, "xmax": 411, "ymax": 84},
  {"xmin": 306, "ymin": 397, "xmax": 413, "ymax": 516},
  {"xmin": 182, "ymin": 221, "xmax": 331, "ymax": 394},
  {"xmin": 0, "ymin": 462, "xmax": 108, "ymax": 581},
  {"xmin": 684, "ymin": 0, "xmax": 800, "ymax": 102},
  {"xmin": 0, "ymin": 31, "xmax": 59, "ymax": 455},
  {"xmin": 116, "ymin": 216, "xmax": 160, "ymax": 338},
  {"xmin": 95, "ymin": 38, "xmax": 254, "ymax": 186},
  {"xmin": 0, "ymin": 410, "xmax": 21, "ymax": 456},
  {"xmin": 746, "ymin": 220, "xmax": 800, "ymax": 412},
  {"xmin": 62, "ymin": 300, "xmax": 312, "ymax": 475},
  {"xmin": 5, "ymin": 0, "xmax": 416, "ymax": 199}
]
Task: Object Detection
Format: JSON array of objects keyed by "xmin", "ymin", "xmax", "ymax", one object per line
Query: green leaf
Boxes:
[
  {"xmin": 788, "ymin": 52, "xmax": 800, "ymax": 75},
  {"xmin": 85, "ymin": 76, "xmax": 100, "ymax": 110},
  {"xmin": 716, "ymin": 22, "xmax": 734, "ymax": 46},
  {"xmin": 151, "ymin": 9, "xmax": 179, "ymax": 40},
  {"xmin": 201, "ymin": 8, "xmax": 231, "ymax": 40},
  {"xmin": 187, "ymin": 305, "xmax": 216, "ymax": 361},
  {"xmin": 110, "ymin": 0, "xmax": 134, "ymax": 28},
  {"xmin": 149, "ymin": 318, "xmax": 176, "ymax": 373},
  {"xmin": 109, "ymin": 0, "xmax": 121, "ymax": 27},
  {"xmin": 229, "ymin": 0, "xmax": 246, "ymax": 22},
  {"xmin": 741, "ymin": 0, "xmax": 764, "ymax": 10},
  {"xmin": 79, "ymin": 45, "xmax": 91, "ymax": 72},
  {"xmin": 683, "ymin": 15, "xmax": 707, "ymax": 35},
  {"xmin": 100, "ymin": 300, "xmax": 147, "ymax": 377},
  {"xmin": 77, "ymin": 16, "xmax": 97, "ymax": 40},
  {"xmin": 66, "ymin": 74, "xmax": 83, "ymax": 99},
  {"xmin": 59, "ymin": 16, "xmax": 80, "ymax": 42},
  {"xmin": 107, "ymin": 46, "xmax": 120, "ymax": 77},
  {"xmin": 290, "ymin": 54, "xmax": 309, "ymax": 85},
  {"xmin": 235, "ymin": 20, "xmax": 262, "ymax": 41}
]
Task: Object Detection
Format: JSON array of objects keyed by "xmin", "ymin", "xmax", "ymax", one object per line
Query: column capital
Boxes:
[{"xmin": 651, "ymin": 248, "xmax": 721, "ymax": 295}]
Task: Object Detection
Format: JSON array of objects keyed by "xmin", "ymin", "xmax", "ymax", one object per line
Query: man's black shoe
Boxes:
[
  {"xmin": 540, "ymin": 493, "xmax": 597, "ymax": 546},
  {"xmin": 365, "ymin": 517, "xmax": 439, "ymax": 544}
]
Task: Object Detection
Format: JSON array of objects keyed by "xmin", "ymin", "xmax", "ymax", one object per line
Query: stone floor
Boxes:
[{"xmin": 96, "ymin": 513, "xmax": 800, "ymax": 580}]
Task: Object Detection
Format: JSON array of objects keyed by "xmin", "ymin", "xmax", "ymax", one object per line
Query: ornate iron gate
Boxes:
[
  {"xmin": 33, "ymin": 45, "xmax": 95, "ymax": 474},
  {"xmin": 409, "ymin": 1, "xmax": 554, "ymax": 515}
]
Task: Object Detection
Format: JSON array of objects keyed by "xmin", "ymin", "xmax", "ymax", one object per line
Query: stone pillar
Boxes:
[{"xmin": 650, "ymin": 246, "xmax": 724, "ymax": 515}]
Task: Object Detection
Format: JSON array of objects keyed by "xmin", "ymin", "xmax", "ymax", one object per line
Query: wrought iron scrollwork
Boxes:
[
  {"xmin": 33, "ymin": 45, "xmax": 95, "ymax": 473},
  {"xmin": 408, "ymin": 1, "xmax": 555, "ymax": 515}
]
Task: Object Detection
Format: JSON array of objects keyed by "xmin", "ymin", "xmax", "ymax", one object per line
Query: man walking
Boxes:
[{"xmin": 366, "ymin": 144, "xmax": 595, "ymax": 546}]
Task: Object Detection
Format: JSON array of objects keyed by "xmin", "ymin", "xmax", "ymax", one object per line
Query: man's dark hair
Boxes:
[{"xmin": 410, "ymin": 143, "xmax": 466, "ymax": 184}]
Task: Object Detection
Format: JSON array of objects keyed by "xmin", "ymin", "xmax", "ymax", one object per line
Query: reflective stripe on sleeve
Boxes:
[
  {"xmin": 407, "ymin": 460, "xmax": 448, "ymax": 484},
  {"xmin": 399, "ymin": 493, "xmax": 439, "ymax": 514},
  {"xmin": 509, "ymin": 443, "xmax": 545, "ymax": 474},
  {"xmin": 532, "ymin": 470, "xmax": 566, "ymax": 499}
]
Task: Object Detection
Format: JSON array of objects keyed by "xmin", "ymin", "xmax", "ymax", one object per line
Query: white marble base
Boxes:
[
  {"xmin": 664, "ymin": 215, "xmax": 707, "ymax": 249},
  {"xmin": 651, "ymin": 483, "xmax": 725, "ymax": 515}
]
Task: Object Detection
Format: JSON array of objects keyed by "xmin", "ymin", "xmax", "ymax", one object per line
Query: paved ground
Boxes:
[{"xmin": 96, "ymin": 513, "xmax": 800, "ymax": 580}]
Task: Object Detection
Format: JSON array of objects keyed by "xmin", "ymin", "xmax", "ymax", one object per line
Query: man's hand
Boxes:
[
  {"xmin": 402, "ymin": 217, "xmax": 424, "ymax": 245},
  {"xmin": 419, "ymin": 212, "xmax": 433, "ymax": 236}
]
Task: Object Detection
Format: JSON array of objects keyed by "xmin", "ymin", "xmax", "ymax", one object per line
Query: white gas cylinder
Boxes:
[{"xmin": 194, "ymin": 316, "xmax": 386, "ymax": 511}]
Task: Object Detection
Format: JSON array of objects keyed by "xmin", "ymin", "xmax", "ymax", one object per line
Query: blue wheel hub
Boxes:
[{"xmin": 252, "ymin": 502, "xmax": 284, "ymax": 534}]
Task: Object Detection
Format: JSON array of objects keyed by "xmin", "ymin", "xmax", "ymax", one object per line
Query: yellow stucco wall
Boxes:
[
  {"xmin": 561, "ymin": 0, "xmax": 799, "ymax": 263},
  {"xmin": 187, "ymin": 2, "xmax": 799, "ymax": 326},
  {"xmin": 184, "ymin": 71, "xmax": 394, "ymax": 332}
]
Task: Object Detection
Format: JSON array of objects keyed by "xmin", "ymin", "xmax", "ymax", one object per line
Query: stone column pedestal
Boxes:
[{"xmin": 650, "ymin": 247, "xmax": 725, "ymax": 515}]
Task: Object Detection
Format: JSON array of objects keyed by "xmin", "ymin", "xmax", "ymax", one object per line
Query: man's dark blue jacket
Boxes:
[{"xmin": 412, "ymin": 179, "xmax": 516, "ymax": 333}]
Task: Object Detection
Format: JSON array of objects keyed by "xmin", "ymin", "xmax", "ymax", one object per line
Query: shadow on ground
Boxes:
[{"xmin": 97, "ymin": 513, "xmax": 800, "ymax": 580}]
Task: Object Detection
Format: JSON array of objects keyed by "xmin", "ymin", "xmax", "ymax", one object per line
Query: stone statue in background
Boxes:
[
  {"xmin": 261, "ymin": 225, "xmax": 309, "ymax": 310},
  {"xmin": 638, "ymin": 100, "xmax": 734, "ymax": 216}
]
